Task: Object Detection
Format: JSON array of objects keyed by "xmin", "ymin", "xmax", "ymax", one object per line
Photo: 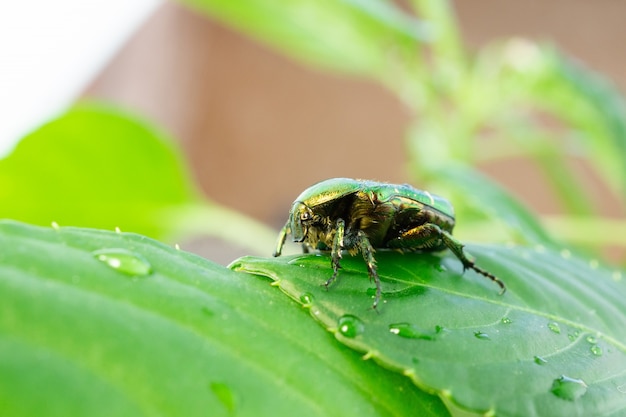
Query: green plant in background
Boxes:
[
  {"xmin": 184, "ymin": 0, "xmax": 626, "ymax": 254},
  {"xmin": 2, "ymin": 1, "xmax": 626, "ymax": 416}
]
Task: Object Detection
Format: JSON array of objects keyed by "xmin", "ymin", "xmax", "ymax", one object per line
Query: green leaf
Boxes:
[
  {"xmin": 0, "ymin": 220, "xmax": 447, "ymax": 417},
  {"xmin": 0, "ymin": 104, "xmax": 277, "ymax": 253},
  {"xmin": 539, "ymin": 50, "xmax": 626, "ymax": 200},
  {"xmin": 0, "ymin": 104, "xmax": 196, "ymax": 238},
  {"xmin": 233, "ymin": 245, "xmax": 626, "ymax": 416},
  {"xmin": 178, "ymin": 0, "xmax": 430, "ymax": 78}
]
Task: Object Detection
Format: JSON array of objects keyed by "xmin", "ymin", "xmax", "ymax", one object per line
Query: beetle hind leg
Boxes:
[
  {"xmin": 438, "ymin": 229, "xmax": 506, "ymax": 294},
  {"xmin": 390, "ymin": 223, "xmax": 506, "ymax": 294}
]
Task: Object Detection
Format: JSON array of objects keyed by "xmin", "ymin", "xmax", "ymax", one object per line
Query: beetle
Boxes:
[{"xmin": 273, "ymin": 178, "xmax": 506, "ymax": 310}]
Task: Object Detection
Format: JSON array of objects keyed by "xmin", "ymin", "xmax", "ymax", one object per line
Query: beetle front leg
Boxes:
[
  {"xmin": 323, "ymin": 218, "xmax": 345, "ymax": 290},
  {"xmin": 273, "ymin": 221, "xmax": 290, "ymax": 257},
  {"xmin": 356, "ymin": 230, "xmax": 381, "ymax": 310}
]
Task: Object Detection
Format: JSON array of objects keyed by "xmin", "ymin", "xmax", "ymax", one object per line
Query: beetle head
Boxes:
[{"xmin": 289, "ymin": 201, "xmax": 316, "ymax": 242}]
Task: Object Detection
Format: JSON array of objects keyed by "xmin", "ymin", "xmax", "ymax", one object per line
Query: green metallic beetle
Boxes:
[{"xmin": 274, "ymin": 178, "xmax": 506, "ymax": 310}]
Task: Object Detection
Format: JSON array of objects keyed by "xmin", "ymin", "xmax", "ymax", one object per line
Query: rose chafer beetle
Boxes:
[{"xmin": 274, "ymin": 178, "xmax": 506, "ymax": 310}]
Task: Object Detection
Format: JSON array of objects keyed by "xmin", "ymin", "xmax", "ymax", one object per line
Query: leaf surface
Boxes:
[
  {"xmin": 233, "ymin": 245, "xmax": 626, "ymax": 416},
  {"xmin": 0, "ymin": 221, "xmax": 447, "ymax": 417}
]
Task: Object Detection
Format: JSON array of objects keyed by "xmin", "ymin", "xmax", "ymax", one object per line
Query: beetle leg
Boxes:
[
  {"xmin": 273, "ymin": 221, "xmax": 290, "ymax": 257},
  {"xmin": 391, "ymin": 223, "xmax": 506, "ymax": 294},
  {"xmin": 356, "ymin": 230, "xmax": 381, "ymax": 311},
  {"xmin": 323, "ymin": 218, "xmax": 345, "ymax": 290},
  {"xmin": 438, "ymin": 229, "xmax": 506, "ymax": 294}
]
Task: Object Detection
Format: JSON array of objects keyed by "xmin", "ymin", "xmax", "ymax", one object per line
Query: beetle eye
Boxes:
[{"xmin": 300, "ymin": 212, "xmax": 312, "ymax": 221}]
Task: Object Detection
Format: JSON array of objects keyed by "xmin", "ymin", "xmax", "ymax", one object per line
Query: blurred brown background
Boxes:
[{"xmin": 84, "ymin": 1, "xmax": 626, "ymax": 259}]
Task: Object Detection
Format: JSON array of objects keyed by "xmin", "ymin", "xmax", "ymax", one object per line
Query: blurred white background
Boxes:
[{"xmin": 0, "ymin": 0, "xmax": 161, "ymax": 157}]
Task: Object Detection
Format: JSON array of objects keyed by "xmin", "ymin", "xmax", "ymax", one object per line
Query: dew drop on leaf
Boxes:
[
  {"xmin": 337, "ymin": 315, "xmax": 364, "ymax": 338},
  {"xmin": 590, "ymin": 345, "xmax": 603, "ymax": 356},
  {"xmin": 92, "ymin": 248, "xmax": 152, "ymax": 276},
  {"xmin": 534, "ymin": 356, "xmax": 548, "ymax": 365},
  {"xmin": 551, "ymin": 375, "xmax": 587, "ymax": 401},
  {"xmin": 474, "ymin": 331, "xmax": 490, "ymax": 340},
  {"xmin": 388, "ymin": 323, "xmax": 434, "ymax": 340},
  {"xmin": 585, "ymin": 335, "xmax": 597, "ymax": 344},
  {"xmin": 299, "ymin": 292, "xmax": 314, "ymax": 305},
  {"xmin": 547, "ymin": 322, "xmax": 561, "ymax": 334},
  {"xmin": 501, "ymin": 317, "xmax": 512, "ymax": 324}
]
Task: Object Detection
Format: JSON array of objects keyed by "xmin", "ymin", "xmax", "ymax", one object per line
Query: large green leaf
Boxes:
[
  {"xmin": 233, "ymin": 244, "xmax": 626, "ymax": 416},
  {"xmin": 0, "ymin": 220, "xmax": 447, "ymax": 417}
]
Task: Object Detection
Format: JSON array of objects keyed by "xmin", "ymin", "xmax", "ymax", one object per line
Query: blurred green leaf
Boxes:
[
  {"xmin": 178, "ymin": 0, "xmax": 430, "ymax": 79},
  {"xmin": 0, "ymin": 104, "xmax": 196, "ymax": 238},
  {"xmin": 0, "ymin": 104, "xmax": 276, "ymax": 253},
  {"xmin": 538, "ymin": 50, "xmax": 626, "ymax": 200},
  {"xmin": 0, "ymin": 220, "xmax": 448, "ymax": 417},
  {"xmin": 479, "ymin": 41, "xmax": 626, "ymax": 206},
  {"xmin": 410, "ymin": 163, "xmax": 555, "ymax": 246},
  {"xmin": 233, "ymin": 245, "xmax": 626, "ymax": 417}
]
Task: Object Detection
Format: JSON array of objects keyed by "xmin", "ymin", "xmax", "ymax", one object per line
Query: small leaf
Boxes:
[
  {"xmin": 0, "ymin": 220, "xmax": 447, "ymax": 417},
  {"xmin": 234, "ymin": 245, "xmax": 626, "ymax": 416}
]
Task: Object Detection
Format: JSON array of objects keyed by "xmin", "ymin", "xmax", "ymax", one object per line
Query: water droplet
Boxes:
[
  {"xmin": 617, "ymin": 383, "xmax": 626, "ymax": 394},
  {"xmin": 501, "ymin": 317, "xmax": 513, "ymax": 324},
  {"xmin": 337, "ymin": 315, "xmax": 364, "ymax": 338},
  {"xmin": 51, "ymin": 221, "xmax": 60, "ymax": 230},
  {"xmin": 585, "ymin": 335, "xmax": 597, "ymax": 344},
  {"xmin": 474, "ymin": 331, "xmax": 490, "ymax": 340},
  {"xmin": 92, "ymin": 248, "xmax": 152, "ymax": 276},
  {"xmin": 299, "ymin": 292, "xmax": 314, "ymax": 305},
  {"xmin": 560, "ymin": 249, "xmax": 571, "ymax": 259},
  {"xmin": 534, "ymin": 356, "xmax": 548, "ymax": 365},
  {"xmin": 551, "ymin": 375, "xmax": 587, "ymax": 401},
  {"xmin": 174, "ymin": 243, "xmax": 181, "ymax": 251},
  {"xmin": 210, "ymin": 382, "xmax": 236, "ymax": 414},
  {"xmin": 388, "ymin": 323, "xmax": 434, "ymax": 340},
  {"xmin": 547, "ymin": 322, "xmax": 561, "ymax": 334},
  {"xmin": 590, "ymin": 345, "xmax": 603, "ymax": 356},
  {"xmin": 114, "ymin": 226, "xmax": 122, "ymax": 233}
]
